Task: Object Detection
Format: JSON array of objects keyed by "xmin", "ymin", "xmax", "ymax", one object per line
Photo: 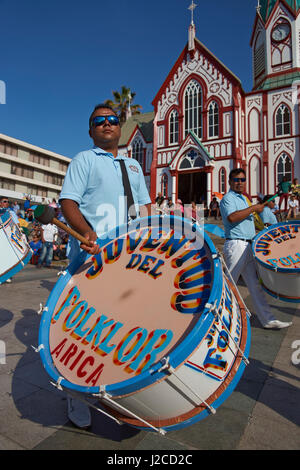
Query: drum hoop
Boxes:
[
  {"xmin": 39, "ymin": 215, "xmax": 224, "ymax": 396},
  {"xmin": 0, "ymin": 248, "xmax": 32, "ymax": 283},
  {"xmin": 252, "ymin": 221, "xmax": 300, "ymax": 273}
]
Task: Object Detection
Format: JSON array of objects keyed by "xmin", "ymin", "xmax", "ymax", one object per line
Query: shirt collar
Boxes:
[
  {"xmin": 229, "ymin": 189, "xmax": 245, "ymax": 198},
  {"xmin": 91, "ymin": 146, "xmax": 124, "ymax": 160}
]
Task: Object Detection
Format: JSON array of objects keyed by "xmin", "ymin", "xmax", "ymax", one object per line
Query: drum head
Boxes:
[
  {"xmin": 39, "ymin": 216, "xmax": 223, "ymax": 395},
  {"xmin": 253, "ymin": 221, "xmax": 300, "ymax": 273}
]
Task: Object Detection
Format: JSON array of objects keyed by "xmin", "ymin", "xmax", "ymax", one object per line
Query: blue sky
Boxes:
[{"xmin": 0, "ymin": 0, "xmax": 257, "ymax": 158}]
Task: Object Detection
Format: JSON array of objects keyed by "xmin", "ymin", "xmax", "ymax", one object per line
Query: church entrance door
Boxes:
[{"xmin": 177, "ymin": 171, "xmax": 207, "ymax": 204}]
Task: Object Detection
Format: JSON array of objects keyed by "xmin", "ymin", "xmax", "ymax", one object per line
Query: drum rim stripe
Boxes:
[
  {"xmin": 261, "ymin": 283, "xmax": 300, "ymax": 303},
  {"xmin": 0, "ymin": 249, "xmax": 32, "ymax": 284},
  {"xmin": 39, "ymin": 215, "xmax": 224, "ymax": 396},
  {"xmin": 252, "ymin": 221, "xmax": 300, "ymax": 273}
]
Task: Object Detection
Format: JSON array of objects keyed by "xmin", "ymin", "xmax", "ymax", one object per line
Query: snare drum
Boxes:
[
  {"xmin": 253, "ymin": 221, "xmax": 300, "ymax": 303},
  {"xmin": 39, "ymin": 215, "xmax": 250, "ymax": 433},
  {"xmin": 0, "ymin": 209, "xmax": 32, "ymax": 283}
]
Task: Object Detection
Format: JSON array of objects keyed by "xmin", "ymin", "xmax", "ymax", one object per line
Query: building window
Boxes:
[
  {"xmin": 276, "ymin": 153, "xmax": 292, "ymax": 185},
  {"xmin": 11, "ymin": 163, "xmax": 33, "ymax": 179},
  {"xmin": 43, "ymin": 173, "xmax": 64, "ymax": 186},
  {"xmin": 275, "ymin": 105, "xmax": 291, "ymax": 136},
  {"xmin": 0, "ymin": 140, "xmax": 18, "ymax": 157},
  {"xmin": 27, "ymin": 185, "xmax": 47, "ymax": 197},
  {"xmin": 161, "ymin": 174, "xmax": 168, "ymax": 197},
  {"xmin": 132, "ymin": 139, "xmax": 143, "ymax": 166},
  {"xmin": 169, "ymin": 109, "xmax": 179, "ymax": 144},
  {"xmin": 59, "ymin": 162, "xmax": 69, "ymax": 172},
  {"xmin": 219, "ymin": 168, "xmax": 226, "ymax": 194},
  {"xmin": 184, "ymin": 80, "xmax": 202, "ymax": 138},
  {"xmin": 0, "ymin": 177, "xmax": 15, "ymax": 191},
  {"xmin": 29, "ymin": 152, "xmax": 50, "ymax": 167},
  {"xmin": 208, "ymin": 101, "xmax": 219, "ymax": 138}
]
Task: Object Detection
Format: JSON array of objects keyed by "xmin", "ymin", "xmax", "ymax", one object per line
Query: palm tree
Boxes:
[{"xmin": 105, "ymin": 86, "xmax": 142, "ymax": 125}]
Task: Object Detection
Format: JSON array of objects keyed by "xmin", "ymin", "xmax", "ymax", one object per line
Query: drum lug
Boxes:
[
  {"xmin": 57, "ymin": 270, "xmax": 67, "ymax": 276},
  {"xmin": 31, "ymin": 344, "xmax": 44, "ymax": 353},
  {"xmin": 158, "ymin": 356, "xmax": 175, "ymax": 374},
  {"xmin": 50, "ymin": 376, "xmax": 65, "ymax": 391},
  {"xmin": 37, "ymin": 303, "xmax": 48, "ymax": 315}
]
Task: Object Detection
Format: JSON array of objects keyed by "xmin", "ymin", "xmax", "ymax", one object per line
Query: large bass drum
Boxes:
[
  {"xmin": 38, "ymin": 215, "xmax": 251, "ymax": 433},
  {"xmin": 253, "ymin": 221, "xmax": 300, "ymax": 303},
  {"xmin": 0, "ymin": 209, "xmax": 32, "ymax": 283}
]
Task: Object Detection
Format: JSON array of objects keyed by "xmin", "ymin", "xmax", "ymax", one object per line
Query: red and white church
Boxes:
[{"xmin": 118, "ymin": 0, "xmax": 300, "ymax": 204}]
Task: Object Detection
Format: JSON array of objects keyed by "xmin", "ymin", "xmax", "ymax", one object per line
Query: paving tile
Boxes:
[
  {"xmin": 237, "ymin": 414, "xmax": 300, "ymax": 450},
  {"xmin": 135, "ymin": 433, "xmax": 194, "ymax": 450}
]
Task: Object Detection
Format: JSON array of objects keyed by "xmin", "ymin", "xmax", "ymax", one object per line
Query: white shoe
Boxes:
[
  {"xmin": 263, "ymin": 320, "xmax": 292, "ymax": 329},
  {"xmin": 5, "ymin": 278, "xmax": 12, "ymax": 283},
  {"xmin": 67, "ymin": 397, "xmax": 91, "ymax": 429}
]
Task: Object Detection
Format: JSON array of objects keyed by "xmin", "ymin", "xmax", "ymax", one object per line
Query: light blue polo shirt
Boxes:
[
  {"xmin": 220, "ymin": 190, "xmax": 256, "ymax": 240},
  {"xmin": 59, "ymin": 147, "xmax": 151, "ymax": 259},
  {"xmin": 260, "ymin": 206, "xmax": 277, "ymax": 226}
]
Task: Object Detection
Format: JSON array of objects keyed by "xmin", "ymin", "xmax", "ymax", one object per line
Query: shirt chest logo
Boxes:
[{"xmin": 129, "ymin": 165, "xmax": 139, "ymax": 174}]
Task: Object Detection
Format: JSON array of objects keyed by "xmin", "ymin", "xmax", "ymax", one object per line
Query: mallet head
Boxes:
[{"xmin": 34, "ymin": 205, "xmax": 56, "ymax": 224}]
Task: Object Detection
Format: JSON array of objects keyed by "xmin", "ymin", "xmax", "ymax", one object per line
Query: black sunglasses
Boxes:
[
  {"xmin": 232, "ymin": 177, "xmax": 246, "ymax": 182},
  {"xmin": 1, "ymin": 200, "xmax": 9, "ymax": 203},
  {"xmin": 90, "ymin": 115, "xmax": 120, "ymax": 128}
]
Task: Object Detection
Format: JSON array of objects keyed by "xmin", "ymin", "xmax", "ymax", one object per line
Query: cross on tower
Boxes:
[{"xmin": 188, "ymin": 1, "xmax": 197, "ymax": 25}]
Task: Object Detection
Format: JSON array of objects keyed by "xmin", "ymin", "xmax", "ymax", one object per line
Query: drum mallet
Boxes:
[
  {"xmin": 262, "ymin": 189, "xmax": 283, "ymax": 206},
  {"xmin": 33, "ymin": 205, "xmax": 94, "ymax": 247}
]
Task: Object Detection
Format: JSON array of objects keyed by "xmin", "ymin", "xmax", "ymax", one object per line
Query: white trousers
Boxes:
[{"xmin": 223, "ymin": 240, "xmax": 275, "ymax": 326}]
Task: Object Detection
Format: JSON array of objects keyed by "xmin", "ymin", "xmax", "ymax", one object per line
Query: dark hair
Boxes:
[
  {"xmin": 89, "ymin": 103, "xmax": 118, "ymax": 128},
  {"xmin": 229, "ymin": 168, "xmax": 246, "ymax": 181},
  {"xmin": 262, "ymin": 195, "xmax": 273, "ymax": 203}
]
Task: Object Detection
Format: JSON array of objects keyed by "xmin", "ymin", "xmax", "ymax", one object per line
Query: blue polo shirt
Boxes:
[
  {"xmin": 220, "ymin": 190, "xmax": 256, "ymax": 240},
  {"xmin": 260, "ymin": 206, "xmax": 277, "ymax": 225},
  {"xmin": 60, "ymin": 147, "xmax": 151, "ymax": 258}
]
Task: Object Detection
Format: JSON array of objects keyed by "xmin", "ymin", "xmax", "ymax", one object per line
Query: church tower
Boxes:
[{"xmin": 251, "ymin": 0, "xmax": 300, "ymax": 90}]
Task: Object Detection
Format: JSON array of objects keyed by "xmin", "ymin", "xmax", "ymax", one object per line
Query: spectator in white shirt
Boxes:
[
  {"xmin": 287, "ymin": 194, "xmax": 299, "ymax": 220},
  {"xmin": 37, "ymin": 223, "xmax": 58, "ymax": 268}
]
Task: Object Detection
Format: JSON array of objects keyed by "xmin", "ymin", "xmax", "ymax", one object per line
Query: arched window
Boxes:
[
  {"xmin": 184, "ymin": 80, "xmax": 202, "ymax": 138},
  {"xmin": 219, "ymin": 167, "xmax": 226, "ymax": 194},
  {"xmin": 169, "ymin": 109, "xmax": 179, "ymax": 144},
  {"xmin": 276, "ymin": 153, "xmax": 292, "ymax": 185},
  {"xmin": 208, "ymin": 101, "xmax": 219, "ymax": 138},
  {"xmin": 132, "ymin": 139, "xmax": 143, "ymax": 166},
  {"xmin": 275, "ymin": 105, "xmax": 291, "ymax": 136},
  {"xmin": 161, "ymin": 173, "xmax": 168, "ymax": 196}
]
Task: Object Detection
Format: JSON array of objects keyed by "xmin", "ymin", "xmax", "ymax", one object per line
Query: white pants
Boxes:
[{"xmin": 223, "ymin": 240, "xmax": 275, "ymax": 326}]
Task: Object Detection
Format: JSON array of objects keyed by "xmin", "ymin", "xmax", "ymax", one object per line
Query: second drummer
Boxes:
[{"xmin": 220, "ymin": 168, "xmax": 292, "ymax": 330}]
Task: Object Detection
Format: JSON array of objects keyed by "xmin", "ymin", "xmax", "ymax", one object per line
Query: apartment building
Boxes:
[{"xmin": 0, "ymin": 133, "xmax": 71, "ymax": 205}]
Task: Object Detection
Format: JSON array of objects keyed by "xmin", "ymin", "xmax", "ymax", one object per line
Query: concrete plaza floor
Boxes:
[{"xmin": 0, "ymin": 225, "xmax": 299, "ymax": 451}]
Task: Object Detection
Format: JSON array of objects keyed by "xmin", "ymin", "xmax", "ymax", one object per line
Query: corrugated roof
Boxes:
[
  {"xmin": 118, "ymin": 111, "xmax": 154, "ymax": 146},
  {"xmin": 255, "ymin": 70, "xmax": 300, "ymax": 90}
]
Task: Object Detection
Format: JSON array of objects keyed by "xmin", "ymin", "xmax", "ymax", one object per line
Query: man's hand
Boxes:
[
  {"xmin": 80, "ymin": 230, "xmax": 101, "ymax": 255},
  {"xmin": 252, "ymin": 203, "xmax": 265, "ymax": 214}
]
